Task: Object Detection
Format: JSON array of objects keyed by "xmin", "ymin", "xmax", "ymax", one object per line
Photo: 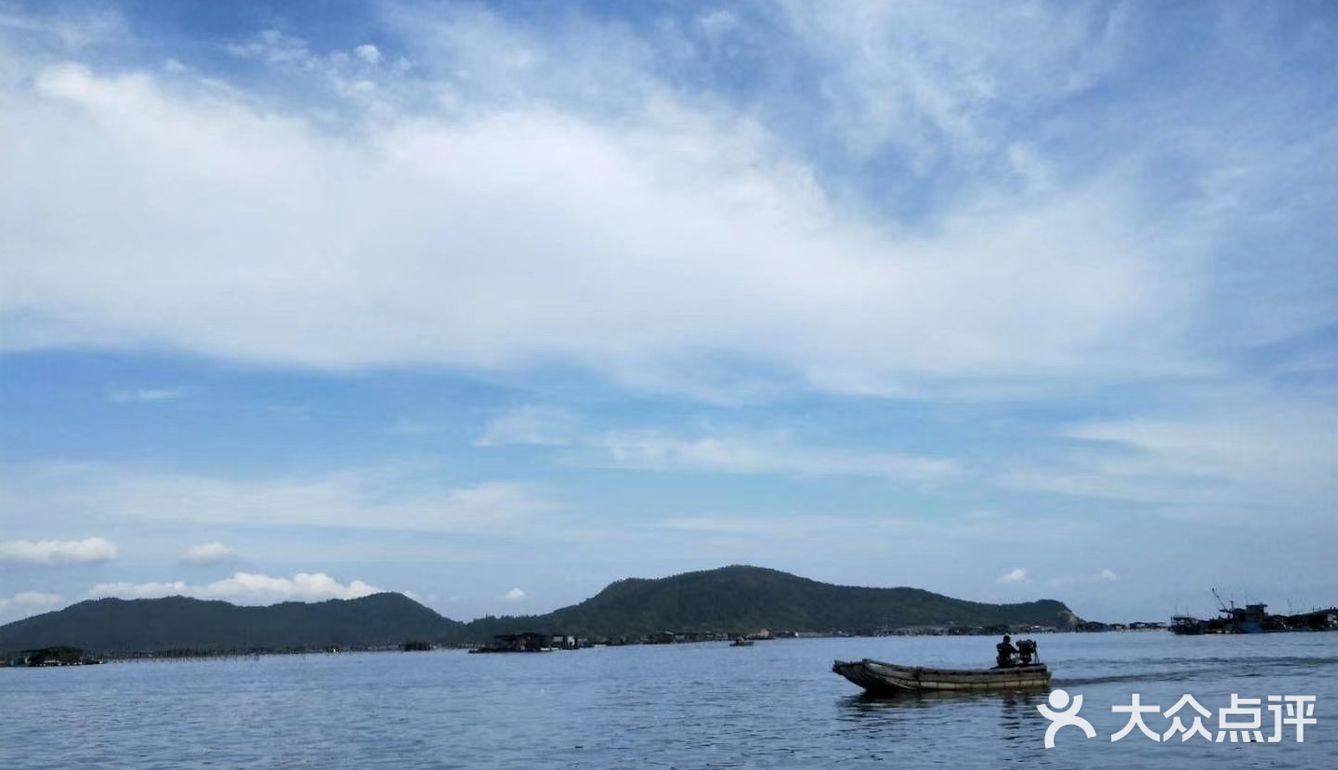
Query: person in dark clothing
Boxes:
[{"xmin": 996, "ymin": 634, "xmax": 1018, "ymax": 668}]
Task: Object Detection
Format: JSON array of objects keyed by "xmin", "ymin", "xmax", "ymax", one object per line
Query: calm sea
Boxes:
[{"xmin": 2, "ymin": 632, "xmax": 1334, "ymax": 768}]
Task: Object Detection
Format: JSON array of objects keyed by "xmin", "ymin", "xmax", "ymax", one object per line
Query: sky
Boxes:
[{"xmin": 0, "ymin": 1, "xmax": 1334, "ymax": 625}]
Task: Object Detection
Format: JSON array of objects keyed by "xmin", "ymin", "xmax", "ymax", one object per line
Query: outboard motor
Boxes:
[{"xmin": 1017, "ymin": 639, "xmax": 1038, "ymax": 665}]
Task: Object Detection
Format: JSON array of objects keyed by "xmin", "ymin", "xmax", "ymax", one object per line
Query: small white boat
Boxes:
[{"xmin": 832, "ymin": 658, "xmax": 1050, "ymax": 694}]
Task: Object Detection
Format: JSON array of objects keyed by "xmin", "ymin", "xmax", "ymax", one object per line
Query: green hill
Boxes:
[
  {"xmin": 0, "ymin": 566, "xmax": 1081, "ymax": 653},
  {"xmin": 0, "ymin": 592, "xmax": 459, "ymax": 653},
  {"xmin": 454, "ymin": 565, "xmax": 1079, "ymax": 640}
]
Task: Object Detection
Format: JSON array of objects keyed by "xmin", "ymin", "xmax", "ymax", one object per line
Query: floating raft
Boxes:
[{"xmin": 832, "ymin": 658, "xmax": 1050, "ymax": 694}]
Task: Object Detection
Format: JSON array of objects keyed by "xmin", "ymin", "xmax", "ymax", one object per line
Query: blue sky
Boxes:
[{"xmin": 1, "ymin": 1, "xmax": 1334, "ymax": 624}]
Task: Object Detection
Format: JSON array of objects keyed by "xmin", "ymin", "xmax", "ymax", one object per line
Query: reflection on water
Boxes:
[
  {"xmin": 2, "ymin": 633, "xmax": 1335, "ymax": 769},
  {"xmin": 838, "ymin": 689, "xmax": 1047, "ymax": 715},
  {"xmin": 998, "ymin": 692, "xmax": 1046, "ymax": 745},
  {"xmin": 836, "ymin": 689, "xmax": 1051, "ymax": 757}
]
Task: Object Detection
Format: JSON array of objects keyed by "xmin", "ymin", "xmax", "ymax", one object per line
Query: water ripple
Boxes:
[{"xmin": 2, "ymin": 634, "xmax": 1334, "ymax": 769}]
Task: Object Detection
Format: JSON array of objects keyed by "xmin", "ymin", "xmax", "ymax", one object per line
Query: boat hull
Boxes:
[{"xmin": 833, "ymin": 658, "xmax": 1050, "ymax": 694}]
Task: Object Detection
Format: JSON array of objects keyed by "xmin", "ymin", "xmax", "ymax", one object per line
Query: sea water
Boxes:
[{"xmin": 2, "ymin": 632, "xmax": 1334, "ymax": 768}]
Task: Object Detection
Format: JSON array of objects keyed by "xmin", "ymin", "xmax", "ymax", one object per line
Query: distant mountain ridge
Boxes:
[
  {"xmin": 458, "ymin": 565, "xmax": 1080, "ymax": 639},
  {"xmin": 0, "ymin": 592, "xmax": 458, "ymax": 653},
  {"xmin": 0, "ymin": 566, "xmax": 1080, "ymax": 653}
]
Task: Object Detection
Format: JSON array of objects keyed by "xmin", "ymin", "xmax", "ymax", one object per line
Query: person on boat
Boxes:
[{"xmin": 995, "ymin": 634, "xmax": 1018, "ymax": 668}]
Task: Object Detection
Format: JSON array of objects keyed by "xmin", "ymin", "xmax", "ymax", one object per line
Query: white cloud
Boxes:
[
  {"xmin": 2, "ymin": 464, "xmax": 554, "ymax": 535},
  {"xmin": 108, "ymin": 387, "xmax": 183, "ymax": 403},
  {"xmin": 89, "ymin": 571, "xmax": 381, "ymax": 604},
  {"xmin": 0, "ymin": 46, "xmax": 1188, "ymax": 400},
  {"xmin": 0, "ymin": 6, "xmax": 128, "ymax": 49},
  {"xmin": 651, "ymin": 510, "xmax": 1101, "ymax": 548},
  {"xmin": 1002, "ymin": 401, "xmax": 1336, "ymax": 527},
  {"xmin": 476, "ymin": 406, "xmax": 574, "ymax": 447},
  {"xmin": 0, "ymin": 536, "xmax": 117, "ymax": 564},
  {"xmin": 481, "ymin": 410, "xmax": 957, "ymax": 482},
  {"xmin": 224, "ymin": 29, "xmax": 311, "ymax": 65},
  {"xmin": 475, "ymin": 411, "xmax": 961, "ymax": 481},
  {"xmin": 0, "ymin": 591, "xmax": 63, "ymax": 611},
  {"xmin": 997, "ymin": 568, "xmax": 1028, "ymax": 584},
  {"xmin": 780, "ymin": 2, "xmax": 1129, "ymax": 167},
  {"xmin": 586, "ymin": 430, "xmax": 961, "ymax": 482},
  {"xmin": 502, "ymin": 587, "xmax": 526, "ymax": 602},
  {"xmin": 0, "ymin": 590, "xmax": 64, "ymax": 623},
  {"xmin": 481, "ymin": 412, "xmax": 963, "ymax": 484},
  {"xmin": 697, "ymin": 9, "xmax": 739, "ymax": 43},
  {"xmin": 1049, "ymin": 568, "xmax": 1118, "ymax": 587},
  {"xmin": 182, "ymin": 541, "xmax": 238, "ymax": 564},
  {"xmin": 354, "ymin": 44, "xmax": 381, "ymax": 64}
]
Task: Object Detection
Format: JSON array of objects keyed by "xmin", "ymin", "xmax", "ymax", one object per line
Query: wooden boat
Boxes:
[
  {"xmin": 832, "ymin": 658, "xmax": 1050, "ymax": 694},
  {"xmin": 730, "ymin": 638, "xmax": 754, "ymax": 647}
]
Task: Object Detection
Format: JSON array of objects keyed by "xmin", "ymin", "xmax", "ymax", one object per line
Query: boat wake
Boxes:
[{"xmin": 1055, "ymin": 654, "xmax": 1338, "ymax": 688}]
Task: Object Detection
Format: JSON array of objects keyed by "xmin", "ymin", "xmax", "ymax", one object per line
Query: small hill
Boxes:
[
  {"xmin": 454, "ymin": 565, "xmax": 1080, "ymax": 640},
  {"xmin": 0, "ymin": 592, "xmax": 459, "ymax": 653}
]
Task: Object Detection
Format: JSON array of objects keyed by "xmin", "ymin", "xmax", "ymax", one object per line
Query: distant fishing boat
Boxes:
[
  {"xmin": 730, "ymin": 637, "xmax": 754, "ymax": 647},
  {"xmin": 832, "ymin": 658, "xmax": 1051, "ymax": 694},
  {"xmin": 1169, "ymin": 589, "xmax": 1338, "ymax": 635}
]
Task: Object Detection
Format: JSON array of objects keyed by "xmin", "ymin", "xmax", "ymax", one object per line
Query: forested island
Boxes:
[{"xmin": 0, "ymin": 565, "xmax": 1080, "ymax": 657}]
